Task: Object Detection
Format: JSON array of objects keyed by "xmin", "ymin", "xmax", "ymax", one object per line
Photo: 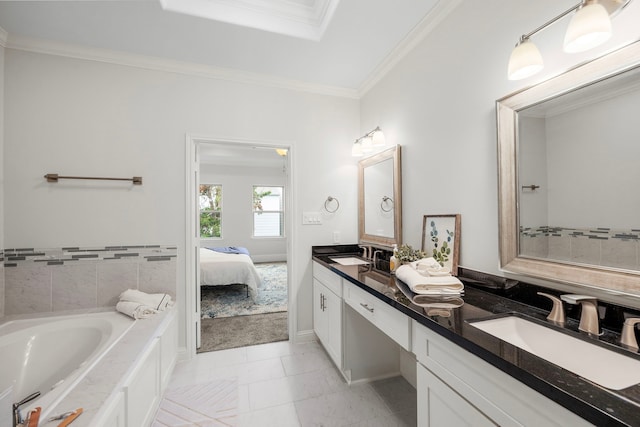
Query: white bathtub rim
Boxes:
[{"xmin": 0, "ymin": 309, "xmax": 137, "ymax": 420}]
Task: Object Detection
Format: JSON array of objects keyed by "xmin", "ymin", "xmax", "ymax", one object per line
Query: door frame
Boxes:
[{"xmin": 184, "ymin": 134, "xmax": 296, "ymax": 357}]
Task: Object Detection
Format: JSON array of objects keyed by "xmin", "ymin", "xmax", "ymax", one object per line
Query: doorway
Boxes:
[{"xmin": 185, "ymin": 137, "xmax": 294, "ymax": 356}]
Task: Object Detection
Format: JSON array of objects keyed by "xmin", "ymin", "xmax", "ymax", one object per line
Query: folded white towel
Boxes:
[
  {"xmin": 412, "ymin": 295, "xmax": 464, "ymax": 308},
  {"xmin": 116, "ymin": 301, "xmax": 158, "ymax": 319},
  {"xmin": 409, "ymin": 257, "xmax": 451, "ymax": 276},
  {"xmin": 396, "ymin": 264, "xmax": 464, "ymax": 295},
  {"xmin": 119, "ymin": 289, "xmax": 174, "ymax": 311}
]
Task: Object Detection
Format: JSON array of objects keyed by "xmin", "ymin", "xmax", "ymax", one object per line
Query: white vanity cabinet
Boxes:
[
  {"xmin": 412, "ymin": 321, "xmax": 592, "ymax": 427},
  {"xmin": 343, "ymin": 280, "xmax": 411, "ymax": 351},
  {"xmin": 312, "ymin": 261, "xmax": 343, "ymax": 368}
]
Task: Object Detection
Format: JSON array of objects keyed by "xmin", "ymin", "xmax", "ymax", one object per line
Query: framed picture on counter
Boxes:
[{"xmin": 422, "ymin": 214, "xmax": 461, "ymax": 276}]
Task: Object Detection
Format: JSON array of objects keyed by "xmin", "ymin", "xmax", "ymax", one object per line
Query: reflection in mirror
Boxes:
[
  {"xmin": 497, "ymin": 40, "xmax": 640, "ymax": 296},
  {"xmin": 518, "ymin": 67, "xmax": 640, "ymax": 271},
  {"xmin": 358, "ymin": 145, "xmax": 402, "ymax": 248}
]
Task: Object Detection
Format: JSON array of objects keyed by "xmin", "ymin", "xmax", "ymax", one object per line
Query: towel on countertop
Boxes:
[
  {"xmin": 119, "ymin": 289, "xmax": 174, "ymax": 311},
  {"xmin": 207, "ymin": 246, "xmax": 250, "ymax": 256},
  {"xmin": 116, "ymin": 301, "xmax": 158, "ymax": 319},
  {"xmin": 409, "ymin": 257, "xmax": 451, "ymax": 276},
  {"xmin": 396, "ymin": 262, "xmax": 464, "ymax": 295}
]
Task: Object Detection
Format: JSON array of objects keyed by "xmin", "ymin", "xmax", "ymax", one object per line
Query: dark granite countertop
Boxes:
[{"xmin": 312, "ymin": 245, "xmax": 640, "ymax": 427}]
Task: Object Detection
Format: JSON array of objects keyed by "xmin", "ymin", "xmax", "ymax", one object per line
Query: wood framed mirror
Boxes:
[
  {"xmin": 358, "ymin": 145, "xmax": 402, "ymax": 248},
  {"xmin": 497, "ymin": 40, "xmax": 640, "ymax": 296}
]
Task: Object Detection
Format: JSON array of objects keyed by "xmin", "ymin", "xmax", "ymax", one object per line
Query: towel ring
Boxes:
[
  {"xmin": 381, "ymin": 196, "xmax": 394, "ymax": 212},
  {"xmin": 324, "ymin": 196, "xmax": 340, "ymax": 213}
]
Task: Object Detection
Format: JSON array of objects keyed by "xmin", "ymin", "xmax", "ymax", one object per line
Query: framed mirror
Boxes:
[
  {"xmin": 497, "ymin": 40, "xmax": 640, "ymax": 296},
  {"xmin": 358, "ymin": 145, "xmax": 402, "ymax": 248}
]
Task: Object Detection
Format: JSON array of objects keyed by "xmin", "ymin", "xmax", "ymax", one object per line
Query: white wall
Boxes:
[
  {"xmin": 3, "ymin": 49, "xmax": 360, "ymax": 346},
  {"xmin": 360, "ymin": 0, "xmax": 640, "ymax": 278},
  {"xmin": 519, "ymin": 116, "xmax": 548, "ymax": 228},
  {"xmin": 546, "ymin": 88, "xmax": 640, "ymax": 229},
  {"xmin": 0, "ymin": 43, "xmax": 5, "ymax": 317},
  {"xmin": 199, "ymin": 163, "xmax": 287, "ymax": 262}
]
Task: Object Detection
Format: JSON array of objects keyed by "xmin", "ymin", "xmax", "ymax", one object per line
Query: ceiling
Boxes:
[{"xmin": 0, "ymin": 0, "xmax": 452, "ymax": 93}]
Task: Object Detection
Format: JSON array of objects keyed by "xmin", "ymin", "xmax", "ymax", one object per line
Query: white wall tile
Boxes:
[
  {"xmin": 52, "ymin": 263, "xmax": 98, "ymax": 311},
  {"xmin": 97, "ymin": 261, "xmax": 138, "ymax": 307},
  {"xmin": 4, "ymin": 264, "xmax": 52, "ymax": 315}
]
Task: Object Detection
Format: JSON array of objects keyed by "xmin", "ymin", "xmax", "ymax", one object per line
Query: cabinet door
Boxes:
[
  {"xmin": 324, "ymin": 288, "xmax": 342, "ymax": 367},
  {"xmin": 417, "ymin": 364, "xmax": 496, "ymax": 427},
  {"xmin": 313, "ymin": 279, "xmax": 328, "ymax": 344}
]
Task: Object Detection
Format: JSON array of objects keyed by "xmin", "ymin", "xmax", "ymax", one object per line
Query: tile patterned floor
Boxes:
[{"xmin": 152, "ymin": 340, "xmax": 417, "ymax": 427}]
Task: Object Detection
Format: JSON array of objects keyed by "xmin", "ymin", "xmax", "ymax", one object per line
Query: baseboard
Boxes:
[{"xmin": 293, "ymin": 329, "xmax": 317, "ymax": 344}]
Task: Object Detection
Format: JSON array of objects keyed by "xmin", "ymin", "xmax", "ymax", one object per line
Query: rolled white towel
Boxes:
[
  {"xmin": 116, "ymin": 301, "xmax": 158, "ymax": 319},
  {"xmin": 119, "ymin": 289, "xmax": 174, "ymax": 311},
  {"xmin": 396, "ymin": 264, "xmax": 463, "ymax": 295}
]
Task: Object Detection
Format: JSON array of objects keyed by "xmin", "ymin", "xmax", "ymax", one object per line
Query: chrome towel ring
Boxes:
[
  {"xmin": 381, "ymin": 196, "xmax": 394, "ymax": 212},
  {"xmin": 324, "ymin": 196, "xmax": 340, "ymax": 213}
]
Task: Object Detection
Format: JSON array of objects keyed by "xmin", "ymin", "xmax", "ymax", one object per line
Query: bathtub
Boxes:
[{"xmin": 0, "ymin": 311, "xmax": 135, "ymax": 421}]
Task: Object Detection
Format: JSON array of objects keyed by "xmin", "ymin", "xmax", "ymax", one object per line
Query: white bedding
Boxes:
[{"xmin": 199, "ymin": 248, "xmax": 260, "ymax": 300}]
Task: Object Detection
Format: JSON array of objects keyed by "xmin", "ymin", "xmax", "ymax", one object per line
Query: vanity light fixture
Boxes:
[
  {"xmin": 275, "ymin": 148, "xmax": 288, "ymax": 156},
  {"xmin": 507, "ymin": 0, "xmax": 631, "ymax": 80},
  {"xmin": 351, "ymin": 126, "xmax": 386, "ymax": 157}
]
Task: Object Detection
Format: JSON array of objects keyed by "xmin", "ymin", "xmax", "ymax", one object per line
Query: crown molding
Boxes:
[
  {"xmin": 6, "ymin": 34, "xmax": 359, "ymax": 99},
  {"xmin": 0, "ymin": 26, "xmax": 8, "ymax": 48},
  {"xmin": 357, "ymin": 0, "xmax": 462, "ymax": 97}
]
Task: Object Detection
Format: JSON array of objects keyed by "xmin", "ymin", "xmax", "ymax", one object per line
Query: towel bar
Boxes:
[{"xmin": 45, "ymin": 174, "xmax": 142, "ymax": 185}]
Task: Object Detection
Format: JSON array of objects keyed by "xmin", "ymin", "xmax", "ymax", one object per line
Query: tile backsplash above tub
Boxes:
[{"xmin": 1, "ymin": 245, "xmax": 177, "ymax": 317}]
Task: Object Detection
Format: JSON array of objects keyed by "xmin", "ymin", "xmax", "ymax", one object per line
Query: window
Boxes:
[
  {"xmin": 199, "ymin": 184, "xmax": 222, "ymax": 238},
  {"xmin": 253, "ymin": 186, "xmax": 284, "ymax": 237}
]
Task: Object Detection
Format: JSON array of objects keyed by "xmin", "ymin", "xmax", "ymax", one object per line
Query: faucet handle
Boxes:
[
  {"xmin": 621, "ymin": 318, "xmax": 640, "ymax": 350},
  {"xmin": 359, "ymin": 245, "xmax": 369, "ymax": 259},
  {"xmin": 560, "ymin": 294, "xmax": 602, "ymax": 335},
  {"xmin": 537, "ymin": 292, "xmax": 565, "ymax": 324}
]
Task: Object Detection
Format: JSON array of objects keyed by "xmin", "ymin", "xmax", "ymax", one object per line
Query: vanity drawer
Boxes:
[
  {"xmin": 344, "ymin": 281, "xmax": 411, "ymax": 350},
  {"xmin": 313, "ymin": 261, "xmax": 342, "ymax": 296}
]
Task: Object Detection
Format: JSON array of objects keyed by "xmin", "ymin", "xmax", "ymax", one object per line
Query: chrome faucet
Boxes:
[
  {"xmin": 560, "ymin": 294, "xmax": 602, "ymax": 335},
  {"xmin": 621, "ymin": 317, "xmax": 640, "ymax": 350},
  {"xmin": 13, "ymin": 392, "xmax": 40, "ymax": 427},
  {"xmin": 372, "ymin": 250, "xmax": 383, "ymax": 267}
]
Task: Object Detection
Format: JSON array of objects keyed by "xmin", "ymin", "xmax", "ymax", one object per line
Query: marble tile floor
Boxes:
[{"xmin": 152, "ymin": 340, "xmax": 417, "ymax": 427}]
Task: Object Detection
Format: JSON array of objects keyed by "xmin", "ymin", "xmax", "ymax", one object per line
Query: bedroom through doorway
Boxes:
[{"xmin": 195, "ymin": 142, "xmax": 290, "ymax": 353}]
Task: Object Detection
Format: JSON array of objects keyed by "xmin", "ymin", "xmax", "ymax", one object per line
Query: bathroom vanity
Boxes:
[{"xmin": 312, "ymin": 245, "xmax": 640, "ymax": 427}]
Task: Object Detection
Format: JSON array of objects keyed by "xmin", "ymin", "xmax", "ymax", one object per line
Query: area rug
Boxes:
[
  {"xmin": 198, "ymin": 311, "xmax": 289, "ymax": 353},
  {"xmin": 201, "ymin": 262, "xmax": 287, "ymax": 319},
  {"xmin": 152, "ymin": 378, "xmax": 238, "ymax": 426}
]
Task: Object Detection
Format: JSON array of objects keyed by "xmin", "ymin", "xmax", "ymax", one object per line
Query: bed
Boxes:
[{"xmin": 199, "ymin": 247, "xmax": 261, "ymax": 300}]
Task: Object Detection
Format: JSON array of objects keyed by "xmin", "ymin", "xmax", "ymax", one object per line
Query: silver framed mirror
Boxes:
[
  {"xmin": 358, "ymin": 145, "xmax": 402, "ymax": 248},
  {"xmin": 497, "ymin": 40, "xmax": 640, "ymax": 296}
]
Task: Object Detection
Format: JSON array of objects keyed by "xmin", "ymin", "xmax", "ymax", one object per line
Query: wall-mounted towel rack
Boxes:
[
  {"xmin": 44, "ymin": 174, "xmax": 143, "ymax": 185},
  {"xmin": 324, "ymin": 196, "xmax": 340, "ymax": 213},
  {"xmin": 381, "ymin": 196, "xmax": 394, "ymax": 212}
]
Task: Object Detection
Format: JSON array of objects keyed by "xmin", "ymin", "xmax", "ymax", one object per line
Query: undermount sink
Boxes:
[
  {"xmin": 330, "ymin": 257, "xmax": 371, "ymax": 266},
  {"xmin": 469, "ymin": 315, "xmax": 640, "ymax": 390}
]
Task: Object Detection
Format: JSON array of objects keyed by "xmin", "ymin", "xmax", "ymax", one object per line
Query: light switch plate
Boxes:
[{"xmin": 303, "ymin": 212, "xmax": 322, "ymax": 225}]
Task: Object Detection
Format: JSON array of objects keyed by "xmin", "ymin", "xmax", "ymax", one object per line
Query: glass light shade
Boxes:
[
  {"xmin": 275, "ymin": 148, "xmax": 288, "ymax": 156},
  {"xmin": 371, "ymin": 128, "xmax": 386, "ymax": 146},
  {"xmin": 508, "ymin": 39, "xmax": 544, "ymax": 80},
  {"xmin": 351, "ymin": 141, "xmax": 363, "ymax": 157},
  {"xmin": 361, "ymin": 136, "xmax": 373, "ymax": 153},
  {"xmin": 564, "ymin": 2, "xmax": 611, "ymax": 53}
]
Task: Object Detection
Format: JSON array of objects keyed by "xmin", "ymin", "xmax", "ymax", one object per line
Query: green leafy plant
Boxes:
[
  {"xmin": 430, "ymin": 220, "xmax": 453, "ymax": 266},
  {"xmin": 396, "ymin": 244, "xmax": 426, "ymax": 263}
]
